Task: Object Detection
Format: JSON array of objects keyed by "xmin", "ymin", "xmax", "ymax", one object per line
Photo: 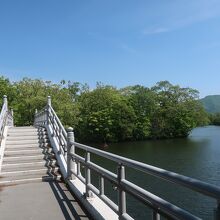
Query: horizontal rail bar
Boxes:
[
  {"xmin": 49, "ymin": 107, "xmax": 67, "ymax": 138},
  {"xmin": 72, "ymin": 141, "xmax": 220, "ymax": 200},
  {"xmin": 71, "ymin": 169, "xmax": 85, "ymax": 183},
  {"xmin": 72, "ymin": 153, "xmax": 118, "ymax": 184},
  {"xmin": 87, "ymin": 183, "xmax": 119, "ymax": 214},
  {"xmin": 121, "ymin": 179, "xmax": 200, "ymax": 220},
  {"xmin": 71, "ymin": 167, "xmax": 119, "ymax": 214}
]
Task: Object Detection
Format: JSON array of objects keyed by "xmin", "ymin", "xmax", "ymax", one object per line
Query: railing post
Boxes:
[
  {"xmin": 47, "ymin": 96, "xmax": 51, "ymax": 106},
  {"xmin": 47, "ymin": 96, "xmax": 51, "ymax": 125},
  {"xmin": 34, "ymin": 109, "xmax": 37, "ymax": 126},
  {"xmin": 99, "ymin": 176, "xmax": 105, "ymax": 196},
  {"xmin": 67, "ymin": 127, "xmax": 76, "ymax": 180},
  {"xmin": 3, "ymin": 95, "xmax": 7, "ymax": 109},
  {"xmin": 215, "ymin": 201, "xmax": 220, "ymax": 220},
  {"xmin": 118, "ymin": 164, "xmax": 126, "ymax": 219},
  {"xmin": 152, "ymin": 210, "xmax": 160, "ymax": 220},
  {"xmin": 77, "ymin": 161, "xmax": 81, "ymax": 176},
  {"xmin": 10, "ymin": 108, "xmax": 14, "ymax": 126},
  {"xmin": 85, "ymin": 151, "xmax": 93, "ymax": 198}
]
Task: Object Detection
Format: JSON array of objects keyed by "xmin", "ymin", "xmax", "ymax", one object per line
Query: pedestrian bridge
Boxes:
[{"xmin": 0, "ymin": 95, "xmax": 220, "ymax": 220}]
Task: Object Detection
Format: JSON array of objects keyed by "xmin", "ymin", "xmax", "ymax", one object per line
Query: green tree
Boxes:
[
  {"xmin": 150, "ymin": 81, "xmax": 209, "ymax": 138},
  {"xmin": 77, "ymin": 84, "xmax": 135, "ymax": 143},
  {"xmin": 12, "ymin": 78, "xmax": 79, "ymax": 127},
  {"xmin": 121, "ymin": 85, "xmax": 156, "ymax": 140},
  {"xmin": 0, "ymin": 76, "xmax": 16, "ymax": 106}
]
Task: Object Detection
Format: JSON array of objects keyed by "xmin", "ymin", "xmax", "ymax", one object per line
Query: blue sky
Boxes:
[{"xmin": 0, "ymin": 0, "xmax": 220, "ymax": 98}]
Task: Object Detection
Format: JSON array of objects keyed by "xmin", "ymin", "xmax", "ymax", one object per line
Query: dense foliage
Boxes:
[
  {"xmin": 0, "ymin": 76, "xmax": 209, "ymax": 143},
  {"xmin": 209, "ymin": 113, "xmax": 220, "ymax": 125}
]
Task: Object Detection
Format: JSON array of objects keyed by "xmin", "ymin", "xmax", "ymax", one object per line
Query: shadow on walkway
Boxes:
[{"xmin": 49, "ymin": 180, "xmax": 89, "ymax": 220}]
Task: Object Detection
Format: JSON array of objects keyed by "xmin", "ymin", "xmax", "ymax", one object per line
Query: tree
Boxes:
[
  {"xmin": 121, "ymin": 85, "xmax": 155, "ymax": 140},
  {"xmin": 12, "ymin": 78, "xmax": 79, "ymax": 127},
  {"xmin": 0, "ymin": 76, "xmax": 16, "ymax": 106},
  {"xmin": 150, "ymin": 81, "xmax": 209, "ymax": 138},
  {"xmin": 77, "ymin": 84, "xmax": 135, "ymax": 143}
]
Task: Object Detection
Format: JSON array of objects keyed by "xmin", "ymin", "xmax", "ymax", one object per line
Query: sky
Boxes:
[{"xmin": 0, "ymin": 0, "xmax": 220, "ymax": 98}]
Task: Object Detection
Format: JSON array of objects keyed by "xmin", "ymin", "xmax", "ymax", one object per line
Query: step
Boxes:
[
  {"xmin": 0, "ymin": 168, "xmax": 50, "ymax": 177},
  {"xmin": 9, "ymin": 126, "xmax": 36, "ymax": 129},
  {"xmin": 1, "ymin": 160, "xmax": 58, "ymax": 172},
  {"xmin": 6, "ymin": 139, "xmax": 49, "ymax": 145},
  {"xmin": 7, "ymin": 131, "xmax": 47, "ymax": 137},
  {"xmin": 9, "ymin": 128, "xmax": 38, "ymax": 132},
  {"xmin": 5, "ymin": 143, "xmax": 50, "ymax": 149},
  {"xmin": 0, "ymin": 173, "xmax": 62, "ymax": 186},
  {"xmin": 6, "ymin": 135, "xmax": 47, "ymax": 141},
  {"xmin": 8, "ymin": 128, "xmax": 40, "ymax": 131},
  {"xmin": 4, "ymin": 148, "xmax": 54, "ymax": 156},
  {"xmin": 0, "ymin": 167, "xmax": 60, "ymax": 177},
  {"xmin": 4, "ymin": 149, "xmax": 44, "ymax": 156},
  {"xmin": 3, "ymin": 154, "xmax": 55, "ymax": 163}
]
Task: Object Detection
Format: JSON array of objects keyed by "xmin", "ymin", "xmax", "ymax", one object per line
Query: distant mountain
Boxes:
[{"xmin": 200, "ymin": 95, "xmax": 220, "ymax": 113}]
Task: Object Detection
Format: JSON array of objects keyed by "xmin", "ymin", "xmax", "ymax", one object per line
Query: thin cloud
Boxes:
[
  {"xmin": 142, "ymin": 0, "xmax": 220, "ymax": 36},
  {"xmin": 120, "ymin": 44, "xmax": 138, "ymax": 55},
  {"xmin": 143, "ymin": 27, "xmax": 170, "ymax": 35},
  {"xmin": 88, "ymin": 32, "xmax": 138, "ymax": 55}
]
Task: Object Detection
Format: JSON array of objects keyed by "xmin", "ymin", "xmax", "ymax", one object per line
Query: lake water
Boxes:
[{"xmin": 87, "ymin": 126, "xmax": 220, "ymax": 219}]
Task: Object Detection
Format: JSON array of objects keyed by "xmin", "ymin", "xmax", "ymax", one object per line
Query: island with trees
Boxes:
[{"xmin": 0, "ymin": 76, "xmax": 209, "ymax": 143}]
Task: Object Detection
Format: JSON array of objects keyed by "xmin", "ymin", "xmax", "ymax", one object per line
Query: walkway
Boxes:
[
  {"xmin": 0, "ymin": 180, "xmax": 89, "ymax": 220},
  {"xmin": 0, "ymin": 125, "xmax": 89, "ymax": 220}
]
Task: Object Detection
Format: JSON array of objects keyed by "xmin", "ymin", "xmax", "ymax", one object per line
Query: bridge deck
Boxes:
[{"xmin": 0, "ymin": 180, "xmax": 89, "ymax": 220}]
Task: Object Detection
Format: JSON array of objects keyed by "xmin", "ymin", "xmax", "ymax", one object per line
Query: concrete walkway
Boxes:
[{"xmin": 0, "ymin": 181, "xmax": 89, "ymax": 220}]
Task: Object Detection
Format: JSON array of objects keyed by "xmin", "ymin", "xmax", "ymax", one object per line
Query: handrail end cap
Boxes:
[{"xmin": 67, "ymin": 127, "xmax": 74, "ymax": 132}]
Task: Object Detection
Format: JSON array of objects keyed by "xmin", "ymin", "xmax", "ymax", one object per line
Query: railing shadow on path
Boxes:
[
  {"xmin": 48, "ymin": 180, "xmax": 89, "ymax": 220},
  {"xmin": 37, "ymin": 127, "xmax": 89, "ymax": 219}
]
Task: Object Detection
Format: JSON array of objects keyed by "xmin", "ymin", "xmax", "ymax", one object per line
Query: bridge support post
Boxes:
[
  {"xmin": 99, "ymin": 176, "xmax": 104, "ymax": 196},
  {"xmin": 10, "ymin": 108, "xmax": 14, "ymax": 126},
  {"xmin": 3, "ymin": 95, "xmax": 7, "ymax": 107},
  {"xmin": 118, "ymin": 164, "xmax": 126, "ymax": 219},
  {"xmin": 47, "ymin": 96, "xmax": 51, "ymax": 106},
  {"xmin": 214, "ymin": 202, "xmax": 220, "ymax": 220},
  {"xmin": 67, "ymin": 127, "xmax": 76, "ymax": 180},
  {"xmin": 85, "ymin": 151, "xmax": 93, "ymax": 198},
  {"xmin": 152, "ymin": 211, "xmax": 160, "ymax": 220},
  {"xmin": 46, "ymin": 96, "xmax": 51, "ymax": 126}
]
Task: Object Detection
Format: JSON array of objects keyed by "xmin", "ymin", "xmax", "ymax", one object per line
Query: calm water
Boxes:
[{"xmin": 85, "ymin": 126, "xmax": 220, "ymax": 219}]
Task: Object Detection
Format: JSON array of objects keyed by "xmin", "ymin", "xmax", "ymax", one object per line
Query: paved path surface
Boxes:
[{"xmin": 0, "ymin": 181, "xmax": 89, "ymax": 220}]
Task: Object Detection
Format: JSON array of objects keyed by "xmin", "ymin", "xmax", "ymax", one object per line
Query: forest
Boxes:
[{"xmin": 0, "ymin": 76, "xmax": 209, "ymax": 143}]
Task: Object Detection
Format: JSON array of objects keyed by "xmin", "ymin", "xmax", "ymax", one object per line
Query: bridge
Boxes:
[{"xmin": 0, "ymin": 95, "xmax": 220, "ymax": 220}]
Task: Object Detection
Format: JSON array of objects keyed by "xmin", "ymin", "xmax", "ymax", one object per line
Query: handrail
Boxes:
[
  {"xmin": 34, "ymin": 96, "xmax": 220, "ymax": 220},
  {"xmin": 0, "ymin": 95, "xmax": 13, "ymax": 145},
  {"xmin": 72, "ymin": 141, "xmax": 220, "ymax": 200},
  {"xmin": 0, "ymin": 95, "xmax": 14, "ymax": 172},
  {"xmin": 34, "ymin": 96, "xmax": 67, "ymax": 158}
]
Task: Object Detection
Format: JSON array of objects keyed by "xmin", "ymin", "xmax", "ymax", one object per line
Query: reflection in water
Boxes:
[{"xmin": 89, "ymin": 126, "xmax": 220, "ymax": 219}]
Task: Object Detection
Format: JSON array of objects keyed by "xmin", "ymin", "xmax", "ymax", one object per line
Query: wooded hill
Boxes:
[{"xmin": 200, "ymin": 95, "xmax": 220, "ymax": 113}]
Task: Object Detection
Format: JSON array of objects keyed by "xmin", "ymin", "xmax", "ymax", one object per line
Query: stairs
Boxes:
[{"xmin": 0, "ymin": 126, "xmax": 61, "ymax": 185}]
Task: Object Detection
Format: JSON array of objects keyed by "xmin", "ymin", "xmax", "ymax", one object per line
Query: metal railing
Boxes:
[
  {"xmin": 34, "ymin": 96, "xmax": 67, "ymax": 159},
  {"xmin": 34, "ymin": 96, "xmax": 220, "ymax": 220},
  {"xmin": 0, "ymin": 95, "xmax": 13, "ymax": 145}
]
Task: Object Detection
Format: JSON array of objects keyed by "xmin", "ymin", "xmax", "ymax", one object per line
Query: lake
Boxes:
[{"xmin": 88, "ymin": 126, "xmax": 220, "ymax": 219}]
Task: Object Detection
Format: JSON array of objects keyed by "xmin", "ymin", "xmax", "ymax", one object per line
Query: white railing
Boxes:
[
  {"xmin": 0, "ymin": 95, "xmax": 14, "ymax": 171},
  {"xmin": 34, "ymin": 96, "xmax": 220, "ymax": 220},
  {"xmin": 0, "ymin": 95, "xmax": 13, "ymax": 144}
]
